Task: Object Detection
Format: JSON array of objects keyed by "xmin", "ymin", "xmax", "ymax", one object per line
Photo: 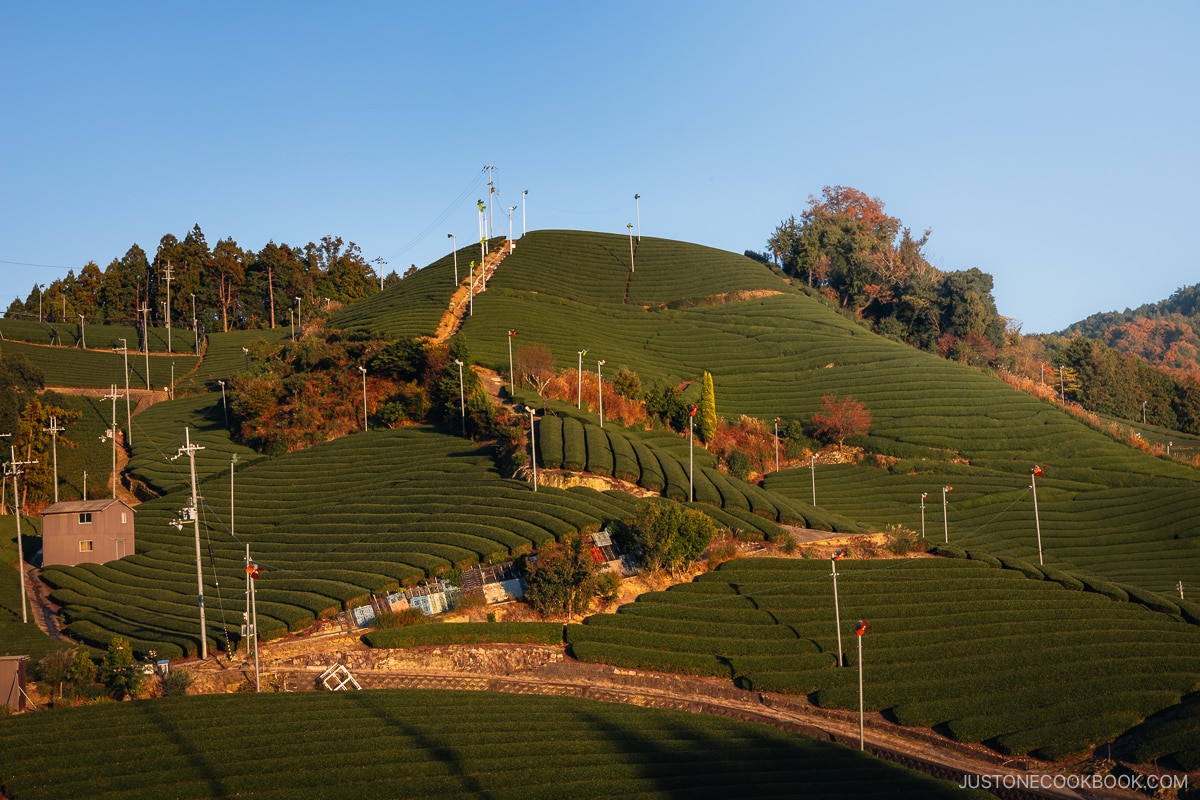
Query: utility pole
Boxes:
[
  {"xmin": 634, "ymin": 193, "xmax": 641, "ymax": 240},
  {"xmin": 78, "ymin": 314, "xmax": 86, "ymax": 349},
  {"xmin": 920, "ymin": 492, "xmax": 928, "ymax": 540},
  {"xmin": 485, "ymin": 164, "xmax": 496, "ymax": 240},
  {"xmin": 447, "ymin": 234, "xmax": 458, "ymax": 285},
  {"xmin": 6, "ymin": 447, "xmax": 37, "ymax": 624},
  {"xmin": 171, "ymin": 428, "xmax": 208, "ymax": 660},
  {"xmin": 294, "ymin": 297, "xmax": 301, "ymax": 338},
  {"xmin": 191, "ymin": 293, "xmax": 198, "ymax": 355},
  {"xmin": 856, "ymin": 620, "xmax": 869, "ymax": 750},
  {"xmin": 469, "ymin": 262, "xmax": 475, "ymax": 316},
  {"xmin": 508, "ymin": 206, "xmax": 516, "ymax": 253},
  {"xmin": 688, "ymin": 404, "xmax": 697, "ymax": 502},
  {"xmin": 507, "ymin": 329, "xmax": 518, "ymax": 396},
  {"xmin": 44, "ymin": 416, "xmax": 64, "ymax": 503},
  {"xmin": 627, "ymin": 224, "xmax": 635, "ymax": 272},
  {"xmin": 245, "ymin": 549, "xmax": 261, "ymax": 692},
  {"xmin": 358, "ymin": 366, "xmax": 368, "ymax": 431},
  {"xmin": 374, "ymin": 257, "xmax": 387, "ymax": 292},
  {"xmin": 774, "ymin": 417, "xmax": 781, "ymax": 473},
  {"xmin": 831, "ymin": 551, "xmax": 844, "ymax": 667},
  {"xmin": 139, "ymin": 304, "xmax": 151, "ymax": 390},
  {"xmin": 1031, "ymin": 466, "xmax": 1044, "ymax": 565},
  {"xmin": 942, "ymin": 485, "xmax": 953, "ymax": 543},
  {"xmin": 577, "ymin": 349, "xmax": 588, "ymax": 408},
  {"xmin": 103, "ymin": 385, "xmax": 120, "ymax": 499},
  {"xmin": 117, "ymin": 338, "xmax": 131, "ymax": 445},
  {"xmin": 597, "ymin": 359, "xmax": 607, "ymax": 428},
  {"xmin": 811, "ymin": 454, "xmax": 817, "ymax": 506},
  {"xmin": 526, "ymin": 406, "xmax": 538, "ymax": 491},
  {"xmin": 161, "ymin": 260, "xmax": 173, "ymax": 353},
  {"xmin": 454, "ymin": 359, "xmax": 466, "ymax": 436},
  {"xmin": 522, "ymin": 190, "xmax": 528, "ymax": 237},
  {"xmin": 218, "ymin": 380, "xmax": 229, "ymax": 428}
]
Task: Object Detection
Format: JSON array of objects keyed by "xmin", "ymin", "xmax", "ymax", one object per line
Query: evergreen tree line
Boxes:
[{"xmin": 7, "ymin": 225, "xmax": 402, "ymax": 335}]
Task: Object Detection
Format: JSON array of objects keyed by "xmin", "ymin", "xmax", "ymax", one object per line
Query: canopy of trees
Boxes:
[
  {"xmin": 5, "ymin": 226, "xmax": 399, "ymax": 334},
  {"xmin": 768, "ymin": 186, "xmax": 1005, "ymax": 365}
]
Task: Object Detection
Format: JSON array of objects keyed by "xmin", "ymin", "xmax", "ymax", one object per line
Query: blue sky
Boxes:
[{"xmin": 2, "ymin": 1, "xmax": 1196, "ymax": 333}]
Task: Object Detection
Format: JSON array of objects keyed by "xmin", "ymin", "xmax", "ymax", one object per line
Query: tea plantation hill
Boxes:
[
  {"xmin": 395, "ymin": 229, "xmax": 1200, "ymax": 597},
  {"xmin": 5, "ymin": 229, "xmax": 1200, "ymax": 770}
]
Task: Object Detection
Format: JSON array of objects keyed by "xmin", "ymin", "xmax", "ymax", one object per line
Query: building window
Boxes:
[
  {"xmin": 121, "ymin": 512, "xmax": 127, "ymax": 525},
  {"xmin": 79, "ymin": 540, "xmax": 94, "ymax": 553},
  {"xmin": 79, "ymin": 513, "xmax": 93, "ymax": 524}
]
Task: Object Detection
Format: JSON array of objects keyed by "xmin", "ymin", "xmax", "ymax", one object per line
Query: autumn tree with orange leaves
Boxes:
[{"xmin": 811, "ymin": 393, "xmax": 872, "ymax": 450}]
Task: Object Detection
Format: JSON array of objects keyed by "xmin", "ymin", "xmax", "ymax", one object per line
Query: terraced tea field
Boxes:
[
  {"xmin": 534, "ymin": 408, "xmax": 858, "ymax": 533},
  {"xmin": 43, "ymin": 427, "xmax": 633, "ymax": 657},
  {"xmin": 125, "ymin": 392, "xmax": 264, "ymax": 495},
  {"xmin": 439, "ymin": 231, "xmax": 1200, "ymax": 595},
  {"xmin": 567, "ymin": 557, "xmax": 1200, "ymax": 759},
  {"xmin": 0, "ymin": 690, "xmax": 974, "ymax": 800},
  {"xmin": 0, "ymin": 339, "xmax": 197, "ymax": 390}
]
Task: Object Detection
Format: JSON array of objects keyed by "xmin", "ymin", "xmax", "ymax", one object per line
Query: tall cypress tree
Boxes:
[{"xmin": 700, "ymin": 370, "xmax": 717, "ymax": 443}]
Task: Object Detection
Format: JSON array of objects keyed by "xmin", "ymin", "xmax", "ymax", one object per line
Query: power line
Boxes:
[{"xmin": 382, "ymin": 169, "xmax": 487, "ymax": 262}]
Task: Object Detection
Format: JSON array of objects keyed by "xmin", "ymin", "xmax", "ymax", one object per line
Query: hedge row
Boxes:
[{"xmin": 364, "ymin": 622, "xmax": 565, "ymax": 648}]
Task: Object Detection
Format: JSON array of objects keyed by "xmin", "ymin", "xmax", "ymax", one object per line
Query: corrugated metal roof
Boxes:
[{"xmin": 41, "ymin": 499, "xmax": 134, "ymax": 515}]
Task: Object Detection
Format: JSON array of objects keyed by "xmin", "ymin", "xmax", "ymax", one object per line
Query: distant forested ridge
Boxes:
[
  {"xmin": 5, "ymin": 225, "xmax": 401, "ymax": 334},
  {"xmin": 1060, "ymin": 284, "xmax": 1200, "ymax": 379}
]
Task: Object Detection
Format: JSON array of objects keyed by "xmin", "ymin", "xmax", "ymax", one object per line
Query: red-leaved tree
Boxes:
[{"xmin": 811, "ymin": 393, "xmax": 871, "ymax": 450}]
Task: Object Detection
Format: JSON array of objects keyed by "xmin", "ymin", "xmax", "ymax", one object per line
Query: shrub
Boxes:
[
  {"xmin": 161, "ymin": 668, "xmax": 195, "ymax": 697},
  {"xmin": 375, "ymin": 609, "xmax": 430, "ymax": 628},
  {"xmin": 726, "ymin": 449, "xmax": 751, "ymax": 481}
]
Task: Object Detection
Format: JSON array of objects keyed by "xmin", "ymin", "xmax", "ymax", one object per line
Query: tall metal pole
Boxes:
[
  {"xmin": 250, "ymin": 559, "xmax": 260, "ymax": 691},
  {"xmin": 1031, "ymin": 466, "xmax": 1044, "ymax": 565},
  {"xmin": 597, "ymin": 360, "xmax": 607, "ymax": 428},
  {"xmin": 191, "ymin": 293, "xmax": 198, "ymax": 355},
  {"xmin": 689, "ymin": 404, "xmax": 697, "ymax": 502},
  {"xmin": 218, "ymin": 380, "xmax": 228, "ymax": 428},
  {"xmin": 7, "ymin": 447, "xmax": 36, "ymax": 624},
  {"xmin": 447, "ymin": 234, "xmax": 458, "ymax": 285},
  {"xmin": 485, "ymin": 164, "xmax": 496, "ymax": 240},
  {"xmin": 78, "ymin": 314, "xmax": 86, "ymax": 349},
  {"xmin": 162, "ymin": 260, "xmax": 173, "ymax": 353},
  {"xmin": 577, "ymin": 349, "xmax": 587, "ymax": 408},
  {"xmin": 942, "ymin": 485, "xmax": 952, "ymax": 544},
  {"xmin": 634, "ymin": 194, "xmax": 641, "ymax": 240},
  {"xmin": 172, "ymin": 428, "xmax": 207, "ymax": 660},
  {"xmin": 811, "ymin": 454, "xmax": 817, "ymax": 506},
  {"xmin": 358, "ymin": 366, "xmax": 368, "ymax": 431},
  {"xmin": 522, "ymin": 190, "xmax": 528, "ymax": 237},
  {"xmin": 507, "ymin": 330, "xmax": 517, "ymax": 396},
  {"xmin": 920, "ymin": 492, "xmax": 928, "ymax": 540},
  {"xmin": 44, "ymin": 416, "xmax": 63, "ymax": 503},
  {"xmin": 527, "ymin": 407, "xmax": 538, "ymax": 492},
  {"xmin": 118, "ymin": 338, "xmax": 131, "ymax": 446},
  {"xmin": 294, "ymin": 297, "xmax": 301, "ymax": 338},
  {"xmin": 104, "ymin": 385, "xmax": 119, "ymax": 499},
  {"xmin": 508, "ymin": 206, "xmax": 516, "ymax": 252},
  {"xmin": 454, "ymin": 360, "xmax": 466, "ymax": 435},
  {"xmin": 774, "ymin": 417, "xmax": 781, "ymax": 473},
  {"xmin": 140, "ymin": 304, "xmax": 151, "ymax": 390},
  {"xmin": 627, "ymin": 224, "xmax": 635, "ymax": 272},
  {"xmin": 856, "ymin": 620, "xmax": 868, "ymax": 750},
  {"xmin": 831, "ymin": 552, "xmax": 844, "ymax": 668}
]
